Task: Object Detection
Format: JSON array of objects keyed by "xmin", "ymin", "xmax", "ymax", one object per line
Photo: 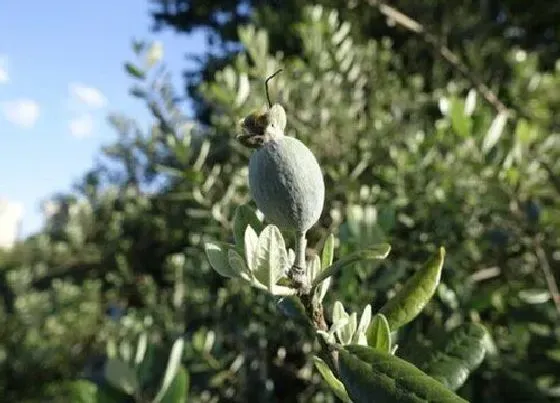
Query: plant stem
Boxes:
[
  {"xmin": 288, "ymin": 231, "xmax": 340, "ymax": 371},
  {"xmin": 295, "ymin": 230, "xmax": 307, "ymax": 269},
  {"xmin": 289, "ymin": 230, "xmax": 309, "ymax": 291},
  {"xmin": 366, "ymin": 0, "xmax": 509, "ymax": 115},
  {"xmin": 535, "ymin": 236, "xmax": 560, "ymax": 315}
]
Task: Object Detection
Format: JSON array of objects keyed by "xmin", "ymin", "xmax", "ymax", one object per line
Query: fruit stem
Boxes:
[
  {"xmin": 288, "ymin": 230, "xmax": 309, "ymax": 292},
  {"xmin": 295, "ymin": 230, "xmax": 307, "ymax": 269}
]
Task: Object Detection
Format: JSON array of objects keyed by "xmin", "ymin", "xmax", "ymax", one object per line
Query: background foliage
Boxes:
[{"xmin": 1, "ymin": 1, "xmax": 560, "ymax": 402}]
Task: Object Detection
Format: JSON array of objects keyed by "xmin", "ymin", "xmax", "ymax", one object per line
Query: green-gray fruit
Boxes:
[{"xmin": 248, "ymin": 127, "xmax": 325, "ymax": 233}]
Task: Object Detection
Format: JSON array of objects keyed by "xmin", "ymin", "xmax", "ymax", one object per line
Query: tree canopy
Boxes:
[{"xmin": 1, "ymin": 2, "xmax": 560, "ymax": 402}]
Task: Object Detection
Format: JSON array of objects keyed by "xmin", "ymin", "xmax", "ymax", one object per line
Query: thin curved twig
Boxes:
[{"xmin": 365, "ymin": 0, "xmax": 510, "ymax": 115}]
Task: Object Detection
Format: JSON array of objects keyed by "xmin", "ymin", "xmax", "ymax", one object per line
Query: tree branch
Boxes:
[
  {"xmin": 365, "ymin": 0, "xmax": 510, "ymax": 115},
  {"xmin": 535, "ymin": 236, "xmax": 560, "ymax": 315}
]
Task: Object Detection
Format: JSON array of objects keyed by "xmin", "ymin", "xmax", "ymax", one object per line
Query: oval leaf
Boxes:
[
  {"xmin": 204, "ymin": 241, "xmax": 238, "ymax": 278},
  {"xmin": 313, "ymin": 356, "xmax": 352, "ymax": 403},
  {"xmin": 339, "ymin": 345, "xmax": 468, "ymax": 403},
  {"xmin": 418, "ymin": 323, "xmax": 487, "ymax": 391},
  {"xmin": 134, "ymin": 333, "xmax": 148, "ymax": 365},
  {"xmin": 518, "ymin": 289, "xmax": 550, "ymax": 304},
  {"xmin": 379, "ymin": 247, "xmax": 445, "ymax": 330},
  {"xmin": 450, "ymin": 98, "xmax": 471, "ymax": 137},
  {"xmin": 367, "ymin": 313, "xmax": 391, "ymax": 353},
  {"xmin": 464, "ymin": 89, "xmax": 477, "ymax": 117},
  {"xmin": 482, "ymin": 111, "xmax": 508, "ymax": 153},
  {"xmin": 255, "ymin": 225, "xmax": 288, "ymax": 291},
  {"xmin": 124, "ymin": 62, "xmax": 145, "ymax": 79},
  {"xmin": 312, "ymin": 243, "xmax": 391, "ymax": 287},
  {"xmin": 228, "ymin": 249, "xmax": 251, "ymax": 281}
]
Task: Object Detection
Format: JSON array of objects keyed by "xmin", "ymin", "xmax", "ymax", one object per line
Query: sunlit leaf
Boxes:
[
  {"xmin": 338, "ymin": 345, "xmax": 467, "ymax": 403},
  {"xmin": 379, "ymin": 247, "xmax": 445, "ymax": 330},
  {"xmin": 482, "ymin": 111, "xmax": 508, "ymax": 153},
  {"xmin": 204, "ymin": 242, "xmax": 238, "ymax": 278},
  {"xmin": 366, "ymin": 313, "xmax": 391, "ymax": 353},
  {"xmin": 254, "ymin": 225, "xmax": 288, "ymax": 291}
]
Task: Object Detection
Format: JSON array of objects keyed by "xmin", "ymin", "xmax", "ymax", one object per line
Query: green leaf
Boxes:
[
  {"xmin": 67, "ymin": 380, "xmax": 98, "ymax": 403},
  {"xmin": 312, "ymin": 243, "xmax": 391, "ymax": 287},
  {"xmin": 159, "ymin": 366, "xmax": 189, "ymax": 403},
  {"xmin": 321, "ymin": 233, "xmax": 335, "ymax": 269},
  {"xmin": 124, "ymin": 62, "xmax": 146, "ymax": 79},
  {"xmin": 332, "ymin": 301, "xmax": 357, "ymax": 345},
  {"xmin": 338, "ymin": 345, "xmax": 468, "ymax": 403},
  {"xmin": 129, "ymin": 86, "xmax": 147, "ymax": 99},
  {"xmin": 313, "ymin": 356, "xmax": 352, "ymax": 403},
  {"xmin": 136, "ymin": 341, "xmax": 156, "ymax": 388},
  {"xmin": 419, "ymin": 323, "xmax": 487, "ymax": 391},
  {"xmin": 104, "ymin": 358, "xmax": 138, "ymax": 396},
  {"xmin": 254, "ymin": 225, "xmax": 288, "ymax": 292},
  {"xmin": 154, "ymin": 338, "xmax": 185, "ymax": 403},
  {"xmin": 228, "ymin": 249, "xmax": 252, "ymax": 281},
  {"xmin": 204, "ymin": 241, "xmax": 238, "ymax": 278},
  {"xmin": 233, "ymin": 204, "xmax": 263, "ymax": 248},
  {"xmin": 366, "ymin": 313, "xmax": 391, "ymax": 353},
  {"xmin": 450, "ymin": 98, "xmax": 471, "ymax": 137},
  {"xmin": 379, "ymin": 247, "xmax": 445, "ymax": 330}
]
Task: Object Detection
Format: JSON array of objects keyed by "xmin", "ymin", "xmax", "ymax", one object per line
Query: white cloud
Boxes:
[
  {"xmin": 69, "ymin": 113, "xmax": 94, "ymax": 138},
  {"xmin": 0, "ymin": 56, "xmax": 8, "ymax": 83},
  {"xmin": 69, "ymin": 83, "xmax": 107, "ymax": 109},
  {"xmin": 0, "ymin": 67, "xmax": 7, "ymax": 83},
  {"xmin": 2, "ymin": 99, "xmax": 40, "ymax": 128}
]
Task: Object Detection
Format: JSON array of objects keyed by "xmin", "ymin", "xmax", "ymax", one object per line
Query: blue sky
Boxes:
[{"xmin": 0, "ymin": 1, "xmax": 206, "ymax": 237}]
